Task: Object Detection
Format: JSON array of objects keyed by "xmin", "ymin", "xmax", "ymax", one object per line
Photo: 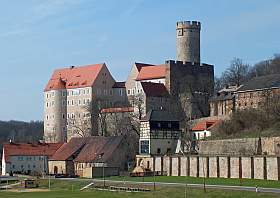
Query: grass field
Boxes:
[
  {"xmin": 106, "ymin": 176, "xmax": 280, "ymax": 188},
  {"xmin": 1, "ymin": 177, "xmax": 279, "ymax": 198},
  {"xmin": 1, "ymin": 187, "xmax": 279, "ymax": 198}
]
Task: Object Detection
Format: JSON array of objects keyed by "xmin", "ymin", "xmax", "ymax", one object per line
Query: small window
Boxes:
[
  {"xmin": 157, "ymin": 148, "xmax": 161, "ymax": 154},
  {"xmin": 177, "ymin": 29, "xmax": 183, "ymax": 36},
  {"xmin": 157, "ymin": 123, "xmax": 161, "ymax": 128},
  {"xmin": 168, "ymin": 123, "xmax": 172, "ymax": 128}
]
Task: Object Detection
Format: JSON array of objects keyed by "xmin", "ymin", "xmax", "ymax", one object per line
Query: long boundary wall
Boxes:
[{"xmin": 138, "ymin": 155, "xmax": 280, "ymax": 181}]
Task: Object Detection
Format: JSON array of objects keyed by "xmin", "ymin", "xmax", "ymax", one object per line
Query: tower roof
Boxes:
[{"xmin": 44, "ymin": 63, "xmax": 104, "ymax": 91}]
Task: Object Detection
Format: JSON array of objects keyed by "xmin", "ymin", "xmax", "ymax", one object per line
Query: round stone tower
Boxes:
[
  {"xmin": 53, "ymin": 85, "xmax": 67, "ymax": 142},
  {"xmin": 176, "ymin": 21, "xmax": 201, "ymax": 63},
  {"xmin": 44, "ymin": 76, "xmax": 67, "ymax": 143}
]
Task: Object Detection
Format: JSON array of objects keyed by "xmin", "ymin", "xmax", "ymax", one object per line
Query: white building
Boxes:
[
  {"xmin": 1, "ymin": 142, "xmax": 62, "ymax": 176},
  {"xmin": 44, "ymin": 63, "xmax": 127, "ymax": 142},
  {"xmin": 191, "ymin": 120, "xmax": 221, "ymax": 140}
]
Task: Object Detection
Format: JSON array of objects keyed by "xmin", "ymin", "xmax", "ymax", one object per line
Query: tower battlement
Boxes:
[{"xmin": 176, "ymin": 21, "xmax": 201, "ymax": 30}]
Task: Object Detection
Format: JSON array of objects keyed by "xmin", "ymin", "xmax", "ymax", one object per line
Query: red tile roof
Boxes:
[
  {"xmin": 49, "ymin": 136, "xmax": 124, "ymax": 163},
  {"xmin": 3, "ymin": 142, "xmax": 63, "ymax": 163},
  {"xmin": 112, "ymin": 81, "xmax": 126, "ymax": 88},
  {"xmin": 74, "ymin": 136, "xmax": 123, "ymax": 163},
  {"xmin": 44, "ymin": 63, "xmax": 104, "ymax": 91},
  {"xmin": 191, "ymin": 120, "xmax": 221, "ymax": 131},
  {"xmin": 136, "ymin": 64, "xmax": 166, "ymax": 80},
  {"xmin": 101, "ymin": 107, "xmax": 134, "ymax": 113},
  {"xmin": 50, "ymin": 138, "xmax": 86, "ymax": 161},
  {"xmin": 141, "ymin": 82, "xmax": 169, "ymax": 97}
]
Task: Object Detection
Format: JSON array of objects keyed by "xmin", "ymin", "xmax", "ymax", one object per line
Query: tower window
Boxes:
[{"xmin": 177, "ymin": 29, "xmax": 183, "ymax": 36}]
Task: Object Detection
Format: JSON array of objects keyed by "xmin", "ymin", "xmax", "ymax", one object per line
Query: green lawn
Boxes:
[
  {"xmin": 1, "ymin": 187, "xmax": 279, "ymax": 198},
  {"xmin": 1, "ymin": 177, "xmax": 279, "ymax": 198},
  {"xmin": 105, "ymin": 176, "xmax": 280, "ymax": 188}
]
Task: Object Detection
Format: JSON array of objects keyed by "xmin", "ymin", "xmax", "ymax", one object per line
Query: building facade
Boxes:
[
  {"xmin": 48, "ymin": 136, "xmax": 134, "ymax": 177},
  {"xmin": 210, "ymin": 74, "xmax": 280, "ymax": 116},
  {"xmin": 44, "ymin": 63, "xmax": 127, "ymax": 142},
  {"xmin": 1, "ymin": 142, "xmax": 62, "ymax": 176},
  {"xmin": 139, "ymin": 110, "xmax": 181, "ymax": 156},
  {"xmin": 209, "ymin": 85, "xmax": 240, "ymax": 117}
]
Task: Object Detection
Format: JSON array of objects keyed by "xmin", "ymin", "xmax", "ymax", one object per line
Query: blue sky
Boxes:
[{"xmin": 0, "ymin": 0, "xmax": 279, "ymax": 121}]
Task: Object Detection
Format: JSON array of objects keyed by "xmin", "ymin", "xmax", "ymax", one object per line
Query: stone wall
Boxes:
[
  {"xmin": 136, "ymin": 155, "xmax": 280, "ymax": 181},
  {"xmin": 198, "ymin": 137, "xmax": 280, "ymax": 156}
]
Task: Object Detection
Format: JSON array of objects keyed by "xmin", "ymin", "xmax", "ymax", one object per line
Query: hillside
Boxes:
[{"xmin": 0, "ymin": 120, "xmax": 43, "ymax": 153}]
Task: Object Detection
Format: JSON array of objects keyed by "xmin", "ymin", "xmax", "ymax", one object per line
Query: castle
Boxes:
[{"xmin": 44, "ymin": 21, "xmax": 214, "ymax": 143}]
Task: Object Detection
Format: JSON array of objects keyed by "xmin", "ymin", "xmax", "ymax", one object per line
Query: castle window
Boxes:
[
  {"xmin": 119, "ymin": 89, "xmax": 123, "ymax": 96},
  {"xmin": 62, "ymin": 114, "xmax": 65, "ymax": 119},
  {"xmin": 128, "ymin": 90, "xmax": 130, "ymax": 95},
  {"xmin": 168, "ymin": 123, "xmax": 172, "ymax": 128},
  {"xmin": 177, "ymin": 29, "xmax": 183, "ymax": 36},
  {"xmin": 140, "ymin": 140, "xmax": 149, "ymax": 154},
  {"xmin": 87, "ymin": 89, "xmax": 90, "ymax": 94},
  {"xmin": 157, "ymin": 148, "xmax": 161, "ymax": 154},
  {"xmin": 157, "ymin": 123, "xmax": 161, "ymax": 128}
]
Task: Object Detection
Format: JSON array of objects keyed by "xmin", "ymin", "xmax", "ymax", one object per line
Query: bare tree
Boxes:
[
  {"xmin": 67, "ymin": 115, "xmax": 91, "ymax": 138},
  {"xmin": 221, "ymin": 58, "xmax": 250, "ymax": 86},
  {"xmin": 130, "ymin": 94, "xmax": 145, "ymax": 120}
]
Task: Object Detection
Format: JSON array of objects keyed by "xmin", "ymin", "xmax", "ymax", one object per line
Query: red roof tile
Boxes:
[
  {"xmin": 101, "ymin": 107, "xmax": 134, "ymax": 113},
  {"xmin": 191, "ymin": 120, "xmax": 221, "ymax": 131},
  {"xmin": 49, "ymin": 136, "xmax": 124, "ymax": 163},
  {"xmin": 50, "ymin": 138, "xmax": 86, "ymax": 161},
  {"xmin": 136, "ymin": 64, "xmax": 166, "ymax": 80},
  {"xmin": 141, "ymin": 82, "xmax": 169, "ymax": 97},
  {"xmin": 74, "ymin": 136, "xmax": 123, "ymax": 163},
  {"xmin": 44, "ymin": 63, "xmax": 104, "ymax": 91},
  {"xmin": 3, "ymin": 142, "xmax": 63, "ymax": 163}
]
